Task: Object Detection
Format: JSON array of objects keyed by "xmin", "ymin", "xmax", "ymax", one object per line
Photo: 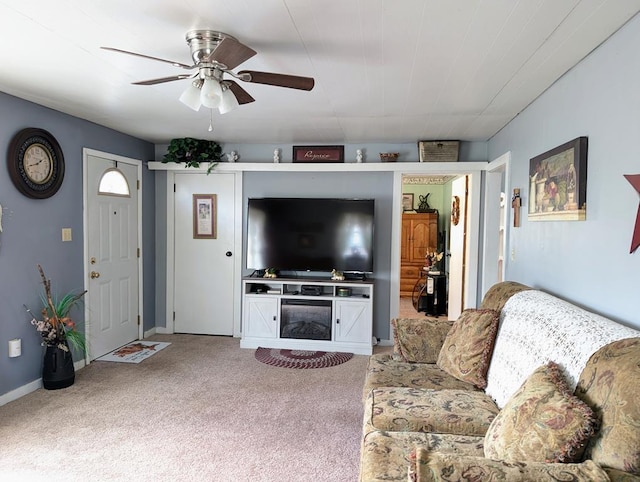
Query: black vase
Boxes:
[{"xmin": 42, "ymin": 344, "xmax": 75, "ymax": 390}]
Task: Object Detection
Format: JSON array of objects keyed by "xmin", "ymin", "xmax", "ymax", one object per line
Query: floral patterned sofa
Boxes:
[{"xmin": 360, "ymin": 281, "xmax": 640, "ymax": 481}]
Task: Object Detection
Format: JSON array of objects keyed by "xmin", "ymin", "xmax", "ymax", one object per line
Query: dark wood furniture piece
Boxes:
[{"xmin": 400, "ymin": 212, "xmax": 438, "ymax": 297}]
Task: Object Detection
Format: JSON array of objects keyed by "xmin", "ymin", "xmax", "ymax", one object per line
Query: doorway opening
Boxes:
[
  {"xmin": 399, "ymin": 173, "xmax": 465, "ymax": 320},
  {"xmin": 394, "ymin": 169, "xmax": 483, "ymax": 326}
]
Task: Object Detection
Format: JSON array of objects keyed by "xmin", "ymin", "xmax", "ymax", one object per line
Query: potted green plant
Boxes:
[
  {"xmin": 25, "ymin": 264, "xmax": 86, "ymax": 389},
  {"xmin": 162, "ymin": 137, "xmax": 222, "ymax": 174}
]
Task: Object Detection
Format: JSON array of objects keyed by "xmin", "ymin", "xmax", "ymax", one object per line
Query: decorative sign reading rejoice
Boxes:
[{"xmin": 292, "ymin": 145, "xmax": 344, "ymax": 163}]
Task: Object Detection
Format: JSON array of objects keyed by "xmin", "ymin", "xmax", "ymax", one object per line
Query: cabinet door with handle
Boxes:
[
  {"xmin": 244, "ymin": 296, "xmax": 279, "ymax": 338},
  {"xmin": 334, "ymin": 300, "xmax": 372, "ymax": 343}
]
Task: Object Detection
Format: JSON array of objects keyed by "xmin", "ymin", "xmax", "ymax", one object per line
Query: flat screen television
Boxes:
[{"xmin": 247, "ymin": 198, "xmax": 375, "ymax": 274}]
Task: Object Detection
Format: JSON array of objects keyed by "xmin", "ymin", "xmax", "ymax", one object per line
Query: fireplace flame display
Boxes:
[{"xmin": 280, "ymin": 299, "xmax": 332, "ymax": 341}]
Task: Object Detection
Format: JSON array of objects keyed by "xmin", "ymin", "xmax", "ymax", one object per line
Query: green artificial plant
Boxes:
[{"xmin": 162, "ymin": 137, "xmax": 222, "ymax": 174}]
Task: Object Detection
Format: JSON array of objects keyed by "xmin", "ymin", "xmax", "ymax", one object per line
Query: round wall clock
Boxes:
[{"xmin": 7, "ymin": 127, "xmax": 65, "ymax": 199}]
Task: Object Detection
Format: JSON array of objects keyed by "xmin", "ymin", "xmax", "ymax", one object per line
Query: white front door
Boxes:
[
  {"xmin": 448, "ymin": 176, "xmax": 468, "ymax": 320},
  {"xmin": 174, "ymin": 173, "xmax": 235, "ymax": 335},
  {"xmin": 85, "ymin": 153, "xmax": 140, "ymax": 360}
]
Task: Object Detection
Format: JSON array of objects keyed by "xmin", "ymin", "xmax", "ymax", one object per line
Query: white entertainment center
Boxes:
[{"xmin": 240, "ymin": 277, "xmax": 374, "ymax": 355}]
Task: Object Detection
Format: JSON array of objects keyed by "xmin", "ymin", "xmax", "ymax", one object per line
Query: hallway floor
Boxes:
[{"xmin": 398, "ymin": 296, "xmax": 447, "ymax": 320}]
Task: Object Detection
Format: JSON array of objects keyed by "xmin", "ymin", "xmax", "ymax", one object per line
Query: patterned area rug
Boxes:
[{"xmin": 255, "ymin": 347, "xmax": 353, "ymax": 369}]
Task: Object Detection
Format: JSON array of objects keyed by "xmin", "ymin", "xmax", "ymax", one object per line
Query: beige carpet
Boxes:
[
  {"xmin": 398, "ymin": 296, "xmax": 448, "ymax": 319},
  {"xmin": 0, "ymin": 335, "xmax": 372, "ymax": 481}
]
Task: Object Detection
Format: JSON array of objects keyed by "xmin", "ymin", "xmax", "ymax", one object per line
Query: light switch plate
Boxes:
[{"xmin": 62, "ymin": 228, "xmax": 72, "ymax": 242}]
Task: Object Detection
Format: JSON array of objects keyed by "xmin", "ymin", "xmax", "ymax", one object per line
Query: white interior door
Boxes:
[
  {"xmin": 174, "ymin": 173, "xmax": 235, "ymax": 335},
  {"xmin": 448, "ymin": 176, "xmax": 468, "ymax": 320},
  {"xmin": 86, "ymin": 154, "xmax": 140, "ymax": 360}
]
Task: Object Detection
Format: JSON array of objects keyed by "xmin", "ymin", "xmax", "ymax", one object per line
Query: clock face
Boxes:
[
  {"xmin": 7, "ymin": 128, "xmax": 65, "ymax": 199},
  {"xmin": 24, "ymin": 143, "xmax": 54, "ymax": 184}
]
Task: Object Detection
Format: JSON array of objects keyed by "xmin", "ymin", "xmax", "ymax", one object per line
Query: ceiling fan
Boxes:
[{"xmin": 102, "ymin": 30, "xmax": 315, "ymax": 114}]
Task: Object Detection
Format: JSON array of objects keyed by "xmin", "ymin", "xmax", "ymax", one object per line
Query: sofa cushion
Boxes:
[
  {"xmin": 392, "ymin": 318, "xmax": 453, "ymax": 363},
  {"xmin": 436, "ymin": 309, "xmax": 499, "ymax": 389},
  {"xmin": 359, "ymin": 430, "xmax": 484, "ymax": 482},
  {"xmin": 484, "ymin": 289, "xmax": 640, "ymax": 408},
  {"xmin": 575, "ymin": 337, "xmax": 640, "ymax": 476},
  {"xmin": 363, "ymin": 354, "xmax": 477, "ymax": 401},
  {"xmin": 484, "ymin": 361, "xmax": 596, "ymax": 463},
  {"xmin": 364, "ymin": 387, "xmax": 499, "ymax": 436},
  {"xmin": 409, "ymin": 449, "xmax": 610, "ymax": 482}
]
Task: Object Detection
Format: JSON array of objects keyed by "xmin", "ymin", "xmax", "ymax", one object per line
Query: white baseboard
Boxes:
[
  {"xmin": 378, "ymin": 338, "xmax": 393, "ymax": 346},
  {"xmin": 154, "ymin": 327, "xmax": 172, "ymax": 335},
  {"xmin": 1, "ymin": 358, "xmax": 86, "ymax": 407},
  {"xmin": 143, "ymin": 327, "xmax": 157, "ymax": 338},
  {"xmin": 0, "ymin": 379, "xmax": 41, "ymax": 406}
]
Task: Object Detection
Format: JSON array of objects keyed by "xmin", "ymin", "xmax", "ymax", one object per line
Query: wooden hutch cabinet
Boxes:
[{"xmin": 400, "ymin": 212, "xmax": 438, "ymax": 296}]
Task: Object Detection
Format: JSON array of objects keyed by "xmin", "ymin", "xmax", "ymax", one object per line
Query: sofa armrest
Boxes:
[{"xmin": 392, "ymin": 317, "xmax": 453, "ymax": 363}]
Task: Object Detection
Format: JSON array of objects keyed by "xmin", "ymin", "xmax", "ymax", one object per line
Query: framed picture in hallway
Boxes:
[
  {"xmin": 528, "ymin": 136, "xmax": 588, "ymax": 222},
  {"xmin": 402, "ymin": 193, "xmax": 414, "ymax": 211},
  {"xmin": 193, "ymin": 194, "xmax": 217, "ymax": 239}
]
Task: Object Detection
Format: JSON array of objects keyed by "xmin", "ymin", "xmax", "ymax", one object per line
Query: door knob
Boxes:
[
  {"xmin": 225, "ymin": 251, "xmax": 232, "ymax": 257},
  {"xmin": 90, "ymin": 271, "xmax": 100, "ymax": 279}
]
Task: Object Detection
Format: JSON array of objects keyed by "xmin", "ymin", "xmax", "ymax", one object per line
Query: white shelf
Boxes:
[{"xmin": 148, "ymin": 161, "xmax": 487, "ymax": 173}]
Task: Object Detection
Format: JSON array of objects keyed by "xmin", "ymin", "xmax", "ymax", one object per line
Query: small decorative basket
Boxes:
[{"xmin": 379, "ymin": 152, "xmax": 399, "ymax": 162}]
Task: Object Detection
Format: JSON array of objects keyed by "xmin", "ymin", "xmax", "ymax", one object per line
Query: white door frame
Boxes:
[
  {"xmin": 481, "ymin": 152, "xmax": 511, "ymax": 299},
  {"xmin": 82, "ymin": 148, "xmax": 144, "ymax": 364},
  {"xmin": 159, "ymin": 170, "xmax": 244, "ymax": 337},
  {"xmin": 390, "ymin": 168, "xmax": 483, "ymax": 322}
]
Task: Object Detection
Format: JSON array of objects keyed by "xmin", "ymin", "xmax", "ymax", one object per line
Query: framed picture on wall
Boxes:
[
  {"xmin": 193, "ymin": 194, "xmax": 217, "ymax": 239},
  {"xmin": 402, "ymin": 193, "xmax": 414, "ymax": 211},
  {"xmin": 528, "ymin": 136, "xmax": 588, "ymax": 221}
]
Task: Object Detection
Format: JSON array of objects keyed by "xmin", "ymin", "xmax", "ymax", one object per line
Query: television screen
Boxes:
[{"xmin": 247, "ymin": 198, "xmax": 374, "ymax": 273}]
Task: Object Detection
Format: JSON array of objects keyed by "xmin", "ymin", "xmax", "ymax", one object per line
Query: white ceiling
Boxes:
[{"xmin": 0, "ymin": 0, "xmax": 638, "ymax": 145}]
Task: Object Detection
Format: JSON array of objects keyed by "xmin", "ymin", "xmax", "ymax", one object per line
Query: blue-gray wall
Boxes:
[
  {"xmin": 489, "ymin": 14, "xmax": 640, "ymax": 329},
  {"xmin": 0, "ymin": 92, "xmax": 155, "ymax": 398}
]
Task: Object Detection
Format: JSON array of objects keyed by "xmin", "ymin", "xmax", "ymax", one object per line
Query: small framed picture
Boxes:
[
  {"xmin": 193, "ymin": 194, "xmax": 217, "ymax": 239},
  {"xmin": 402, "ymin": 193, "xmax": 414, "ymax": 211}
]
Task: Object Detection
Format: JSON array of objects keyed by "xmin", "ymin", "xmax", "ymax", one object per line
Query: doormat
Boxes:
[
  {"xmin": 97, "ymin": 341, "xmax": 171, "ymax": 364},
  {"xmin": 255, "ymin": 347, "xmax": 353, "ymax": 369}
]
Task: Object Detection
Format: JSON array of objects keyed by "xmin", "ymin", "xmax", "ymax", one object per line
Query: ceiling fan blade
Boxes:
[
  {"xmin": 226, "ymin": 80, "xmax": 255, "ymax": 104},
  {"xmin": 132, "ymin": 74, "xmax": 194, "ymax": 85},
  {"xmin": 237, "ymin": 70, "xmax": 314, "ymax": 91},
  {"xmin": 101, "ymin": 47, "xmax": 194, "ymax": 70},
  {"xmin": 205, "ymin": 37, "xmax": 257, "ymax": 70}
]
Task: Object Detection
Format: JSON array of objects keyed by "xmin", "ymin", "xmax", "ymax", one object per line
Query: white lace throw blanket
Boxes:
[{"xmin": 484, "ymin": 289, "xmax": 639, "ymax": 408}]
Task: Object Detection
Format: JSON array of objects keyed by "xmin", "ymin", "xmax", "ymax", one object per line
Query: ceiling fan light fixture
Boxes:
[
  {"xmin": 179, "ymin": 79, "xmax": 203, "ymax": 111},
  {"xmin": 200, "ymin": 77, "xmax": 222, "ymax": 109},
  {"xmin": 218, "ymin": 85, "xmax": 239, "ymax": 114}
]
